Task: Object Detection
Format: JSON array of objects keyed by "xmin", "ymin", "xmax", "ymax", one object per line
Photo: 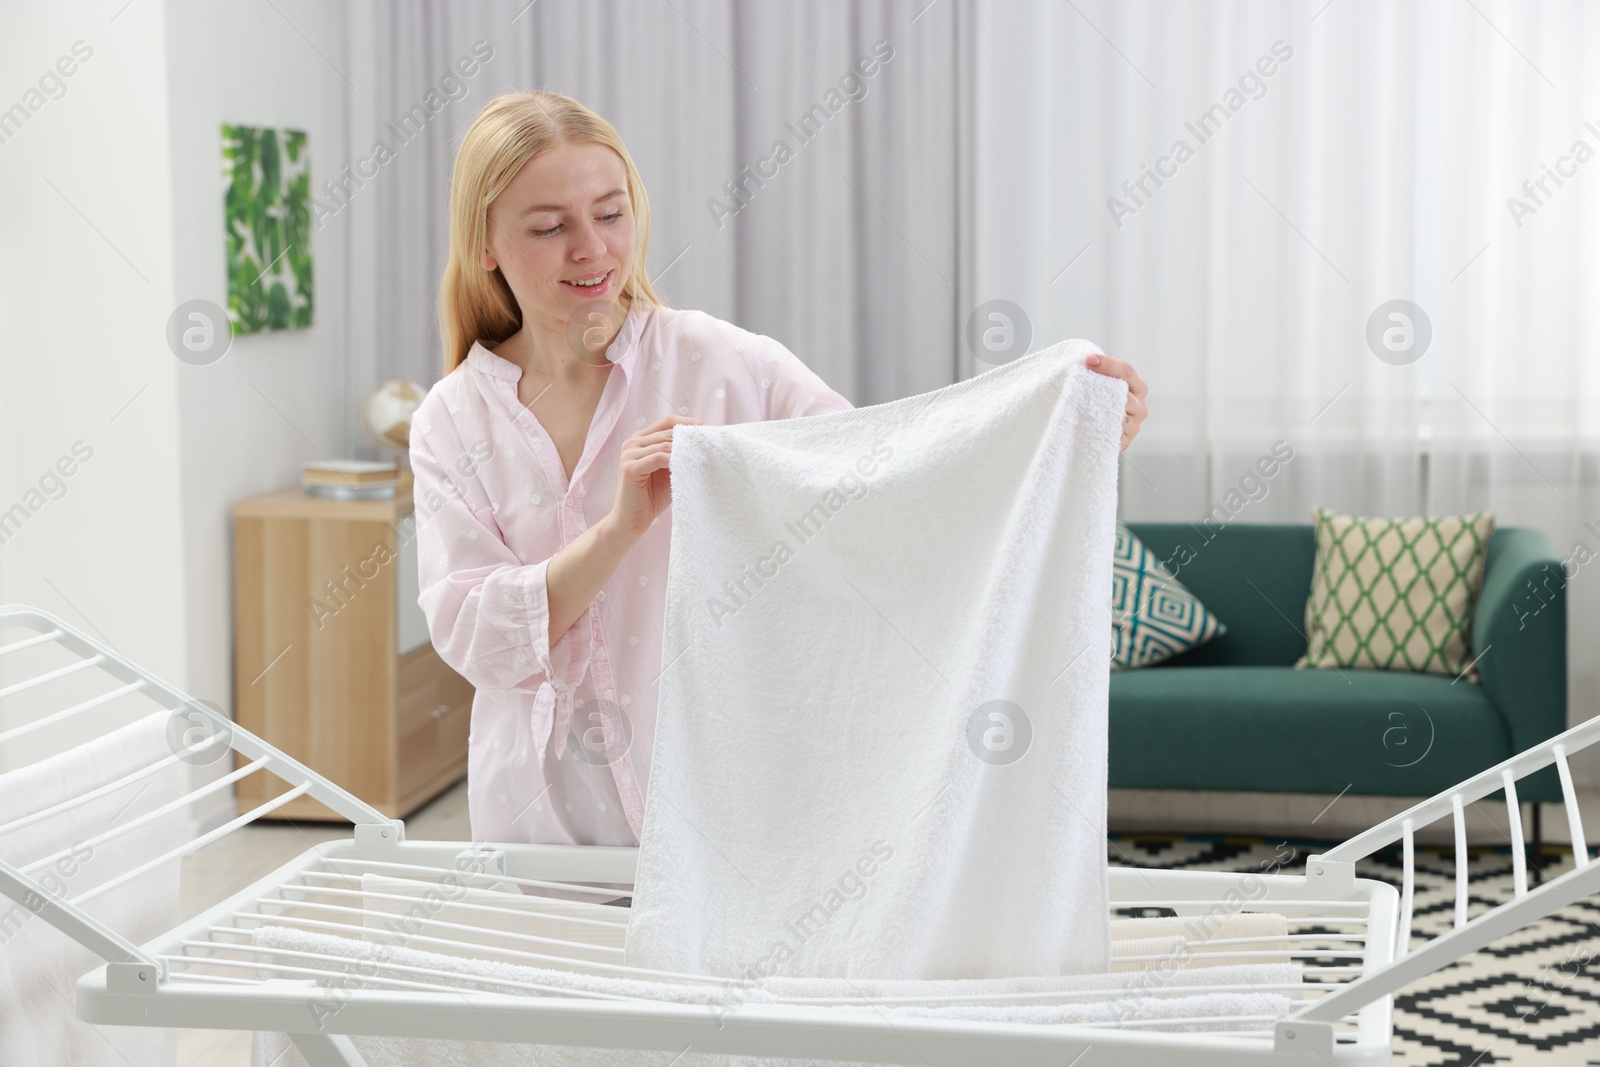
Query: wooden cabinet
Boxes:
[{"xmin": 232, "ymin": 486, "xmax": 471, "ymax": 820}]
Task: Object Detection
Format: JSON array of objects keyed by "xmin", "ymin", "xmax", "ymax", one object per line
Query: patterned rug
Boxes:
[{"xmin": 1109, "ymin": 835, "xmax": 1599, "ymax": 1067}]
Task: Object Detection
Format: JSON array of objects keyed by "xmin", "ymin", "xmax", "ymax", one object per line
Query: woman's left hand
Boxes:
[{"xmin": 1085, "ymin": 352, "xmax": 1148, "ymax": 452}]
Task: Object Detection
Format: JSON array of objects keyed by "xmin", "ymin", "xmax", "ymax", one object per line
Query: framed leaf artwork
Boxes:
[{"xmin": 222, "ymin": 124, "xmax": 313, "ymax": 333}]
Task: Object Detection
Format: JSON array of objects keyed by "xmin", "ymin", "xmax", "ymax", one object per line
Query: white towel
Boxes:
[
  {"xmin": 626, "ymin": 339, "xmax": 1127, "ymax": 981},
  {"xmin": 1110, "ymin": 912, "xmax": 1289, "ymax": 942},
  {"xmin": 0, "ymin": 709, "xmax": 187, "ymax": 1067},
  {"xmin": 1110, "ymin": 911, "xmax": 1292, "ymax": 969},
  {"xmin": 356, "ymin": 873, "xmax": 627, "ymax": 967},
  {"xmin": 248, "ymin": 924, "xmax": 1299, "ymax": 1067},
  {"xmin": 761, "ymin": 954, "xmax": 1295, "ymax": 1001}
]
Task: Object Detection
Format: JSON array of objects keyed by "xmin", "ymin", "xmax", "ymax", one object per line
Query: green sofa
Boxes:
[{"xmin": 1108, "ymin": 523, "xmax": 1569, "ymax": 825}]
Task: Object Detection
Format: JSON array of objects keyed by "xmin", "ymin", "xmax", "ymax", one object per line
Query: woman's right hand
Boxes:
[{"xmin": 607, "ymin": 415, "xmax": 703, "ymax": 541}]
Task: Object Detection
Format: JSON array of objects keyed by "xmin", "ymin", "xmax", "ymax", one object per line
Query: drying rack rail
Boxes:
[{"xmin": 0, "ymin": 603, "xmax": 1594, "ymax": 1067}]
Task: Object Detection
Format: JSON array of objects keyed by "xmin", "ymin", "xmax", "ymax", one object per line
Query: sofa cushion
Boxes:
[
  {"xmin": 1122, "ymin": 523, "xmax": 1316, "ymax": 667},
  {"xmin": 1112, "ymin": 523, "xmax": 1225, "ymax": 668},
  {"xmin": 1298, "ymin": 509, "xmax": 1494, "ymax": 680},
  {"xmin": 1108, "ymin": 665, "xmax": 1511, "ymax": 797}
]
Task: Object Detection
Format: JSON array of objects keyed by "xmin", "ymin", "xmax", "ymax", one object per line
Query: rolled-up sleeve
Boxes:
[
  {"xmin": 758, "ymin": 336, "xmax": 853, "ymax": 420},
  {"xmin": 410, "ymin": 418, "xmax": 593, "ymax": 696}
]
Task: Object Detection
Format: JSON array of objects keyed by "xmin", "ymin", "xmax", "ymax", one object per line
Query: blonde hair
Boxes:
[{"xmin": 438, "ymin": 91, "xmax": 665, "ymax": 376}]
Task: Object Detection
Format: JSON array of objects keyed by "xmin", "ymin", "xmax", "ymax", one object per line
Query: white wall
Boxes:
[
  {"xmin": 0, "ymin": 4, "xmax": 189, "ymax": 755},
  {"xmin": 164, "ymin": 0, "xmax": 348, "ymax": 825},
  {"xmin": 164, "ymin": 0, "xmax": 351, "ymax": 828},
  {"xmin": 0, "ymin": 2, "xmax": 352, "ymax": 815}
]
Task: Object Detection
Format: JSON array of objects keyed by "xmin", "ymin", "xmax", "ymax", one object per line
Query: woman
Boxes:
[{"xmin": 412, "ymin": 90, "xmax": 1149, "ymax": 849}]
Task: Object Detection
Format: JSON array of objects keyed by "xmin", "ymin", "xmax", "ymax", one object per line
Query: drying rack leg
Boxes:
[{"xmin": 289, "ymin": 1033, "xmax": 369, "ymax": 1067}]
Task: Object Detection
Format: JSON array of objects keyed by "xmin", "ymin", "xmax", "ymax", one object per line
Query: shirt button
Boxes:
[
  {"xmin": 638, "ymin": 576, "xmax": 648, "ymax": 586},
  {"xmin": 628, "ymin": 636, "xmax": 638, "ymax": 647},
  {"xmin": 636, "ymin": 416, "xmax": 646, "ymax": 427},
  {"xmin": 532, "ymin": 494, "xmax": 542, "ymax": 504},
  {"xmin": 677, "ymin": 406, "xmax": 687, "ymax": 415},
  {"xmin": 760, "ymin": 378, "xmax": 770, "ymax": 388},
  {"xmin": 715, "ymin": 388, "xmax": 725, "ymax": 398},
  {"xmin": 564, "ymin": 802, "xmax": 574, "ymax": 812},
  {"xmin": 691, "ymin": 351, "xmax": 702, "ymax": 362},
  {"xmin": 519, "ymin": 552, "xmax": 527, "ymax": 561},
  {"xmin": 734, "ymin": 344, "xmax": 744, "ymax": 353},
  {"xmin": 620, "ymin": 694, "xmax": 630, "ymax": 706},
  {"xmin": 596, "ymin": 591, "xmax": 606, "ymax": 601},
  {"xmin": 467, "ymin": 529, "xmax": 477, "ymax": 540}
]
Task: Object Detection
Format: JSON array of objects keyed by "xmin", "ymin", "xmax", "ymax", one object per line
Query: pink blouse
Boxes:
[{"xmin": 409, "ymin": 301, "xmax": 853, "ymax": 847}]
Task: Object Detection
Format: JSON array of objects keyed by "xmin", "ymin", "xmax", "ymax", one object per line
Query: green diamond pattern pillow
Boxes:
[
  {"xmin": 1111, "ymin": 523, "xmax": 1226, "ymax": 669},
  {"xmin": 1298, "ymin": 508, "xmax": 1494, "ymax": 679}
]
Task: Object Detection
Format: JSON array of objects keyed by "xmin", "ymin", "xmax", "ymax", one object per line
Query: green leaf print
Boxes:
[{"xmin": 222, "ymin": 123, "xmax": 313, "ymax": 335}]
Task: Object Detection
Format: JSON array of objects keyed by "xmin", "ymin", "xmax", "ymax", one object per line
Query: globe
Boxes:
[{"xmin": 361, "ymin": 378, "xmax": 427, "ymax": 457}]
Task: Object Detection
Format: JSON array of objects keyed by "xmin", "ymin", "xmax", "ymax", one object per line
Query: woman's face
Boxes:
[{"xmin": 483, "ymin": 141, "xmax": 636, "ymax": 337}]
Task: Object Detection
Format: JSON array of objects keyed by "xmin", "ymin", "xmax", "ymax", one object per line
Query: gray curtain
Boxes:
[{"xmin": 344, "ymin": 0, "xmax": 975, "ymax": 414}]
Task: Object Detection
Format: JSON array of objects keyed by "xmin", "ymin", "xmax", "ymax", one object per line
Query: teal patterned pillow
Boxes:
[{"xmin": 1111, "ymin": 524, "xmax": 1226, "ymax": 668}]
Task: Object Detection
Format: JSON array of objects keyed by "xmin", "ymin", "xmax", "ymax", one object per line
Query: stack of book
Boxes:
[{"xmin": 301, "ymin": 460, "xmax": 412, "ymax": 500}]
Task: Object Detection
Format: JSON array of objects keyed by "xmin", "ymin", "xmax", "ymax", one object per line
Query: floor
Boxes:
[{"xmin": 172, "ymin": 782, "xmax": 1600, "ymax": 1067}]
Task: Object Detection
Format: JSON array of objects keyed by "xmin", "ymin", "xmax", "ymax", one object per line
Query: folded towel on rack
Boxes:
[
  {"xmin": 760, "ymin": 960, "xmax": 1300, "ymax": 1021},
  {"xmin": 816, "ymin": 988, "xmax": 1295, "ymax": 1030},
  {"xmin": 248, "ymin": 924, "xmax": 1301, "ymax": 1067},
  {"xmin": 345, "ymin": 887, "xmax": 1288, "ymax": 976},
  {"xmin": 357, "ymin": 873, "xmax": 627, "ymax": 966},
  {"xmin": 627, "ymin": 339, "xmax": 1127, "ymax": 981},
  {"xmin": 249, "ymin": 922, "xmax": 791, "ymax": 1067},
  {"xmin": 0, "ymin": 708, "xmax": 188, "ymax": 1067},
  {"xmin": 1111, "ymin": 912, "xmax": 1289, "ymax": 942},
  {"xmin": 1110, "ymin": 911, "xmax": 1291, "ymax": 969}
]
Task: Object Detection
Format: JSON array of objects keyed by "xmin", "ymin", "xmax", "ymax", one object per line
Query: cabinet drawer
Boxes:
[
  {"xmin": 397, "ymin": 645, "xmax": 473, "ymax": 796},
  {"xmin": 435, "ymin": 666, "xmax": 474, "ymax": 755},
  {"xmin": 397, "ymin": 686, "xmax": 442, "ymax": 789},
  {"xmin": 236, "ymin": 486, "xmax": 469, "ymax": 821}
]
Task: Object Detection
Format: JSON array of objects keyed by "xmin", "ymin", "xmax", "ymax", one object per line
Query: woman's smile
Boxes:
[{"xmin": 561, "ymin": 267, "xmax": 613, "ymax": 296}]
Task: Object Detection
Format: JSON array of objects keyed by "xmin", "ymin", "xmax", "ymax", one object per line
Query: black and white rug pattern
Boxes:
[{"xmin": 1108, "ymin": 835, "xmax": 1600, "ymax": 1067}]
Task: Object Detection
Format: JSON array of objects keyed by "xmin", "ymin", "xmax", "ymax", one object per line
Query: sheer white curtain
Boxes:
[
  {"xmin": 975, "ymin": 0, "xmax": 1600, "ymax": 776},
  {"xmin": 343, "ymin": 0, "xmax": 975, "ymax": 409}
]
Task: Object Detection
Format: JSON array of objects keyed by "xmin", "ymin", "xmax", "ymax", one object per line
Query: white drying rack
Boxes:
[{"xmin": 0, "ymin": 602, "xmax": 1595, "ymax": 1066}]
